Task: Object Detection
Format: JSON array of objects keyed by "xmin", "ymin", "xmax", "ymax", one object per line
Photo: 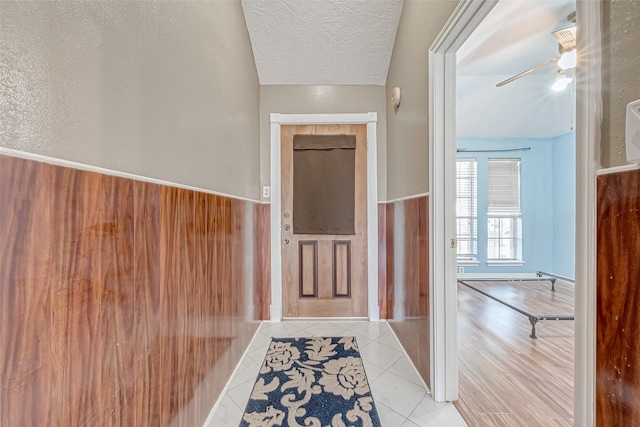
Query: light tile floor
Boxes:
[{"xmin": 205, "ymin": 321, "xmax": 468, "ymax": 427}]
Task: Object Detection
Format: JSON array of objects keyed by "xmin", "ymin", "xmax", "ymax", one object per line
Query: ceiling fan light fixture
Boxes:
[
  {"xmin": 552, "ymin": 25, "xmax": 576, "ymax": 50},
  {"xmin": 558, "ymin": 50, "xmax": 577, "ymax": 70},
  {"xmin": 552, "ymin": 71, "xmax": 573, "ymax": 92},
  {"xmin": 552, "ymin": 12, "xmax": 577, "ymax": 50}
]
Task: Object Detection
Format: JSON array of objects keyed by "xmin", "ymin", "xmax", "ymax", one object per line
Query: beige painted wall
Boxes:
[
  {"xmin": 385, "ymin": 0, "xmax": 459, "ymax": 200},
  {"xmin": 0, "ymin": 1, "xmax": 260, "ymax": 199},
  {"xmin": 601, "ymin": 0, "xmax": 640, "ymax": 168},
  {"xmin": 259, "ymin": 85, "xmax": 388, "ymax": 201}
]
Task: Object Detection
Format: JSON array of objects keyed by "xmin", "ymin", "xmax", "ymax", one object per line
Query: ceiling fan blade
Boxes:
[{"xmin": 496, "ymin": 56, "xmax": 560, "ymax": 87}]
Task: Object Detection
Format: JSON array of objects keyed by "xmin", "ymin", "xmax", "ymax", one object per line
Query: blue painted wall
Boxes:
[
  {"xmin": 552, "ymin": 132, "xmax": 576, "ymax": 278},
  {"xmin": 457, "ymin": 138, "xmax": 558, "ymax": 274}
]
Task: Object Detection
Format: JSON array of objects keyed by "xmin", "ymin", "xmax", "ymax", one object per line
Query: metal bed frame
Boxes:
[
  {"xmin": 458, "ymin": 271, "xmax": 575, "ymax": 339},
  {"xmin": 535, "ymin": 270, "xmax": 574, "ymax": 292}
]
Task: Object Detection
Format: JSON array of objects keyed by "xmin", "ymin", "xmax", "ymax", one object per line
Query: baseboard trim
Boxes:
[
  {"xmin": 456, "ymin": 272, "xmax": 540, "ymax": 280},
  {"xmin": 281, "ymin": 317, "xmax": 370, "ymax": 321}
]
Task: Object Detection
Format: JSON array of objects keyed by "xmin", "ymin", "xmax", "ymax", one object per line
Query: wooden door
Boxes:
[{"xmin": 281, "ymin": 124, "xmax": 368, "ymax": 318}]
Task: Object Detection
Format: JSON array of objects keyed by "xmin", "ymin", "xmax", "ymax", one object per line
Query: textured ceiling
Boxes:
[
  {"xmin": 241, "ymin": 0, "xmax": 403, "ymax": 85},
  {"xmin": 457, "ymin": 0, "xmax": 577, "ymax": 139},
  {"xmin": 240, "ymin": 0, "xmax": 575, "ymax": 138}
]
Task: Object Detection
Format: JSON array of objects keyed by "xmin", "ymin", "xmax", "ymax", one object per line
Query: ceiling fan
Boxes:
[{"xmin": 496, "ymin": 11, "xmax": 576, "ymax": 88}]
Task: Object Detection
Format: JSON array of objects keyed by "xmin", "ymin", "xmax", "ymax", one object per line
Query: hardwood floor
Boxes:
[{"xmin": 456, "ymin": 280, "xmax": 574, "ymax": 426}]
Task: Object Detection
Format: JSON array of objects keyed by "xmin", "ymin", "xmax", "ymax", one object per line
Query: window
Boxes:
[
  {"xmin": 487, "ymin": 158, "xmax": 521, "ymax": 260},
  {"xmin": 456, "ymin": 158, "xmax": 477, "ymax": 260}
]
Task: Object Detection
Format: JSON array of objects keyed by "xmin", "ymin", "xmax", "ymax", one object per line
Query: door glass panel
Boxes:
[{"xmin": 292, "ymin": 134, "xmax": 356, "ymax": 235}]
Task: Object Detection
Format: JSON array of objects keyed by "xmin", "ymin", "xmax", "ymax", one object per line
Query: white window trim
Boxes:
[
  {"xmin": 486, "ymin": 158, "xmax": 521, "ymax": 261},
  {"xmin": 487, "ymin": 214, "xmax": 522, "ymax": 262},
  {"xmin": 486, "ymin": 260, "xmax": 525, "ymax": 267}
]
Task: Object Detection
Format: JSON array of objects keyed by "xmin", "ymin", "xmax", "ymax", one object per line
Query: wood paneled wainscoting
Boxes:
[
  {"xmin": 0, "ymin": 154, "xmax": 270, "ymax": 426},
  {"xmin": 379, "ymin": 196, "xmax": 430, "ymax": 386},
  {"xmin": 597, "ymin": 168, "xmax": 640, "ymax": 426}
]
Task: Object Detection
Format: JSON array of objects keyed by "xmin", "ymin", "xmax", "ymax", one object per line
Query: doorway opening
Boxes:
[
  {"xmin": 428, "ymin": 0, "xmax": 600, "ymax": 426},
  {"xmin": 453, "ymin": 0, "xmax": 577, "ymax": 424}
]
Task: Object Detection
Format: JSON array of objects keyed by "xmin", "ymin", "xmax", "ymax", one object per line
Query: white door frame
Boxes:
[
  {"xmin": 428, "ymin": 0, "xmax": 499, "ymax": 402},
  {"xmin": 429, "ymin": 2, "xmax": 600, "ymax": 426},
  {"xmin": 269, "ymin": 113, "xmax": 379, "ymax": 322}
]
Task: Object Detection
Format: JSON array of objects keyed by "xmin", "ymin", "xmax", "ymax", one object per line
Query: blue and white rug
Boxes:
[{"xmin": 240, "ymin": 336, "xmax": 382, "ymax": 427}]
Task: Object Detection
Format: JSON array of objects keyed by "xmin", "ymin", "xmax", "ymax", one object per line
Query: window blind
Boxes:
[
  {"xmin": 456, "ymin": 159, "xmax": 477, "ymax": 218},
  {"xmin": 487, "ymin": 158, "xmax": 520, "ymax": 215},
  {"xmin": 456, "ymin": 158, "xmax": 477, "ymax": 258}
]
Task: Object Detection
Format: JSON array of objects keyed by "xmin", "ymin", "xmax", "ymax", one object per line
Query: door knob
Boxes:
[
  {"xmin": 284, "ymin": 224, "xmax": 291, "ymax": 231},
  {"xmin": 284, "ymin": 239, "xmax": 290, "ymax": 245}
]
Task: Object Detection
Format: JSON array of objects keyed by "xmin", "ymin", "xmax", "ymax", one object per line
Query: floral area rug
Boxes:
[{"xmin": 240, "ymin": 336, "xmax": 382, "ymax": 427}]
